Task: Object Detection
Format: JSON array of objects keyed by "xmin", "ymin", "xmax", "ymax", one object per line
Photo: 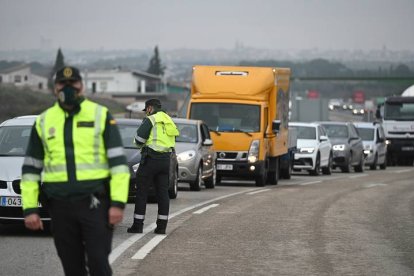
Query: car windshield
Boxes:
[
  {"xmin": 117, "ymin": 124, "xmax": 139, "ymax": 148},
  {"xmin": 384, "ymin": 102, "xmax": 414, "ymax": 120},
  {"xmin": 0, "ymin": 125, "xmax": 32, "ymax": 156},
  {"xmin": 176, "ymin": 123, "xmax": 198, "ymax": 143},
  {"xmin": 190, "ymin": 103, "xmax": 260, "ymax": 133},
  {"xmin": 322, "ymin": 125, "xmax": 349, "ymax": 138},
  {"xmin": 292, "ymin": 126, "xmax": 316, "ymax": 140},
  {"xmin": 356, "ymin": 128, "xmax": 374, "ymax": 141}
]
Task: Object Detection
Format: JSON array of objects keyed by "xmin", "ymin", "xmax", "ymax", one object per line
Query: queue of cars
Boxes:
[{"xmin": 0, "ymin": 114, "xmax": 387, "ymax": 225}]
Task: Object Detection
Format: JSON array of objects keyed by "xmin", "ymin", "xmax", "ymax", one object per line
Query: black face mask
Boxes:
[{"xmin": 58, "ymin": 85, "xmax": 79, "ymax": 106}]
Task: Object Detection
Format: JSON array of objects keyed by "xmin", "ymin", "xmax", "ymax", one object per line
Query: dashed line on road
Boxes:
[
  {"xmin": 193, "ymin": 204, "xmax": 219, "ymax": 214},
  {"xmin": 300, "ymin": 180, "xmax": 322, "ymax": 186},
  {"xmin": 246, "ymin": 189, "xmax": 270, "ymax": 195},
  {"xmin": 363, "ymin": 183, "xmax": 387, "ymax": 188},
  {"xmin": 131, "ymin": 235, "xmax": 167, "ymax": 260},
  {"xmin": 392, "ymin": 168, "xmax": 413, "ymax": 173},
  {"xmin": 349, "ymin": 173, "xmax": 368, "ymax": 179}
]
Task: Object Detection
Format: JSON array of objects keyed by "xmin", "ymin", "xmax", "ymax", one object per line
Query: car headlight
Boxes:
[
  {"xmin": 333, "ymin": 144, "xmax": 346, "ymax": 151},
  {"xmin": 386, "ymin": 140, "xmax": 391, "ymax": 145},
  {"xmin": 299, "ymin": 147, "xmax": 315, "ymax": 153},
  {"xmin": 177, "ymin": 150, "xmax": 196, "ymax": 162},
  {"xmin": 364, "ymin": 150, "xmax": 371, "ymax": 155},
  {"xmin": 248, "ymin": 140, "xmax": 260, "ymax": 163},
  {"xmin": 132, "ymin": 163, "xmax": 140, "ymax": 173}
]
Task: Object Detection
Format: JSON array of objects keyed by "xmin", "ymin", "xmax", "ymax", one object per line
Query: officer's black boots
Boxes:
[
  {"xmin": 127, "ymin": 219, "xmax": 143, "ymax": 233},
  {"xmin": 154, "ymin": 219, "xmax": 167, "ymax": 234}
]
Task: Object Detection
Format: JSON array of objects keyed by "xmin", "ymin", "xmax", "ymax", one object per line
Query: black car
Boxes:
[
  {"xmin": 116, "ymin": 118, "xmax": 178, "ymax": 201},
  {"xmin": 318, "ymin": 121, "xmax": 365, "ymax": 173}
]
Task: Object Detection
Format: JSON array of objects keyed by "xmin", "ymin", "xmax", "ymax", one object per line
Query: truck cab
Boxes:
[{"xmin": 187, "ymin": 66, "xmax": 291, "ymax": 186}]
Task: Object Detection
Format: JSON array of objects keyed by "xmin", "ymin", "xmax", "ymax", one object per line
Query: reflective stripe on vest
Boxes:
[{"xmin": 36, "ymin": 100, "xmax": 110, "ymax": 182}]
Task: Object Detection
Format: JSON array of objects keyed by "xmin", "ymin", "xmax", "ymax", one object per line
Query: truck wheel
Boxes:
[
  {"xmin": 255, "ymin": 166, "xmax": 267, "ymax": 187},
  {"xmin": 190, "ymin": 165, "xmax": 202, "ymax": 191},
  {"xmin": 268, "ymin": 158, "xmax": 280, "ymax": 184},
  {"xmin": 280, "ymin": 158, "xmax": 291, "ymax": 180}
]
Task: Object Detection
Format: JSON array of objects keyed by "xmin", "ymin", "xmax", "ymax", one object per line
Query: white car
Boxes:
[
  {"xmin": 0, "ymin": 115, "xmax": 50, "ymax": 224},
  {"xmin": 289, "ymin": 122, "xmax": 333, "ymax": 175}
]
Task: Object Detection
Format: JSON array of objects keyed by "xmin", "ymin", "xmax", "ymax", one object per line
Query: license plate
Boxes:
[
  {"xmin": 217, "ymin": 164, "xmax": 233, "ymax": 170},
  {"xmin": 0, "ymin": 196, "xmax": 22, "ymax": 207},
  {"xmin": 402, "ymin": 147, "xmax": 414, "ymax": 151}
]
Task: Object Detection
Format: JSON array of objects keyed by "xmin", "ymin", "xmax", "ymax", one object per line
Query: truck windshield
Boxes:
[
  {"xmin": 190, "ymin": 103, "xmax": 260, "ymax": 133},
  {"xmin": 384, "ymin": 102, "xmax": 414, "ymax": 120},
  {"xmin": 356, "ymin": 128, "xmax": 374, "ymax": 141}
]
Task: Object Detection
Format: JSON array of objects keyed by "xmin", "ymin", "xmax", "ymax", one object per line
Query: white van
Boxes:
[{"xmin": 354, "ymin": 122, "xmax": 387, "ymax": 170}]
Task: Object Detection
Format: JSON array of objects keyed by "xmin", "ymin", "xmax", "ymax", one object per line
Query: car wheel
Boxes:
[
  {"xmin": 370, "ymin": 153, "xmax": 378, "ymax": 170},
  {"xmin": 190, "ymin": 165, "xmax": 202, "ymax": 191},
  {"xmin": 322, "ymin": 152, "xmax": 332, "ymax": 175},
  {"xmin": 168, "ymin": 166, "xmax": 178, "ymax": 199},
  {"xmin": 341, "ymin": 154, "xmax": 352, "ymax": 173},
  {"xmin": 310, "ymin": 153, "xmax": 320, "ymax": 176},
  {"xmin": 354, "ymin": 152, "xmax": 365, "ymax": 173},
  {"xmin": 204, "ymin": 164, "xmax": 216, "ymax": 189},
  {"xmin": 379, "ymin": 155, "xmax": 387, "ymax": 170}
]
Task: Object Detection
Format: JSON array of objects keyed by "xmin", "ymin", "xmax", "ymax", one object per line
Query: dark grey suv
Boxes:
[{"xmin": 319, "ymin": 122, "xmax": 365, "ymax": 173}]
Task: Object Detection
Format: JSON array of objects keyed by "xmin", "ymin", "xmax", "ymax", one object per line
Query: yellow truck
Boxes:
[{"xmin": 187, "ymin": 65, "xmax": 294, "ymax": 186}]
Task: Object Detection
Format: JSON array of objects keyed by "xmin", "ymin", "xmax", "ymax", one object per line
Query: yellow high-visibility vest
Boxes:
[
  {"xmin": 146, "ymin": 112, "xmax": 179, "ymax": 152},
  {"xmin": 36, "ymin": 100, "xmax": 110, "ymax": 182}
]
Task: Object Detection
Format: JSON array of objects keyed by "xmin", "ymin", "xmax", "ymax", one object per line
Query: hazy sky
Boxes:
[{"xmin": 1, "ymin": 0, "xmax": 413, "ymax": 51}]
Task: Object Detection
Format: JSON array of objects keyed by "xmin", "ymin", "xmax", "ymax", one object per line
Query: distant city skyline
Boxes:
[{"xmin": 1, "ymin": 0, "xmax": 414, "ymax": 52}]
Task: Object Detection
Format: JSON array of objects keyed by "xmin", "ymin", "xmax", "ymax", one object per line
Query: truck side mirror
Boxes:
[
  {"xmin": 375, "ymin": 108, "xmax": 382, "ymax": 119},
  {"xmin": 272, "ymin": 120, "xmax": 281, "ymax": 134}
]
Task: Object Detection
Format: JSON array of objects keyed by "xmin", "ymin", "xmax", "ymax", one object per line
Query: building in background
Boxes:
[{"xmin": 0, "ymin": 64, "xmax": 48, "ymax": 91}]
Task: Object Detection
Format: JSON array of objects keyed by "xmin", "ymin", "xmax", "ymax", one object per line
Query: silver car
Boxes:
[
  {"xmin": 354, "ymin": 122, "xmax": 387, "ymax": 170},
  {"xmin": 0, "ymin": 115, "xmax": 51, "ymax": 224},
  {"xmin": 173, "ymin": 118, "xmax": 216, "ymax": 191}
]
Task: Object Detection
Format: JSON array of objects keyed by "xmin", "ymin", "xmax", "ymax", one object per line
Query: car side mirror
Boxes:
[
  {"xmin": 272, "ymin": 120, "xmax": 281, "ymax": 134},
  {"xmin": 203, "ymin": 139, "xmax": 213, "ymax": 146},
  {"xmin": 320, "ymin": 135, "xmax": 328, "ymax": 142}
]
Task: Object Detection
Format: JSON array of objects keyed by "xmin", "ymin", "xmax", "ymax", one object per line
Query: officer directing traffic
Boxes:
[
  {"xmin": 127, "ymin": 98, "xmax": 179, "ymax": 234},
  {"xmin": 21, "ymin": 66, "xmax": 129, "ymax": 276}
]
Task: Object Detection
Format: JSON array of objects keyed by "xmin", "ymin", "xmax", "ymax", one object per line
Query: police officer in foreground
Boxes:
[
  {"xmin": 127, "ymin": 98, "xmax": 179, "ymax": 234},
  {"xmin": 21, "ymin": 66, "xmax": 130, "ymax": 276}
]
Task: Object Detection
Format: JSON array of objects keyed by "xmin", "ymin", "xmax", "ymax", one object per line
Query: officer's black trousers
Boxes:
[
  {"xmin": 48, "ymin": 195, "xmax": 113, "ymax": 276},
  {"xmin": 134, "ymin": 155, "xmax": 170, "ymax": 220}
]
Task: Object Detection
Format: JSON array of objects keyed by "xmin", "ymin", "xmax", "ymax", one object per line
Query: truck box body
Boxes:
[{"xmin": 187, "ymin": 65, "xmax": 291, "ymax": 186}]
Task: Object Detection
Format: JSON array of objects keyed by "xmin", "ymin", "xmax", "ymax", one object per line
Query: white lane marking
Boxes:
[
  {"xmin": 110, "ymin": 187, "xmax": 259, "ymax": 264},
  {"xmin": 131, "ymin": 235, "xmax": 167, "ymax": 260},
  {"xmin": 393, "ymin": 169, "xmax": 413, "ymax": 173},
  {"xmin": 193, "ymin": 204, "xmax": 219, "ymax": 214},
  {"xmin": 349, "ymin": 174, "xmax": 368, "ymax": 179},
  {"xmin": 300, "ymin": 180, "xmax": 321, "ymax": 186},
  {"xmin": 246, "ymin": 189, "xmax": 270, "ymax": 195},
  {"xmin": 363, "ymin": 183, "xmax": 387, "ymax": 188}
]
